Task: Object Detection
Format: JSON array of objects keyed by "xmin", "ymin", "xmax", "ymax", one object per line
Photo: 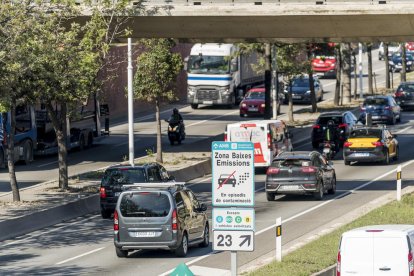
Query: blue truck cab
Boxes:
[{"xmin": 0, "ymin": 105, "xmax": 37, "ymax": 168}]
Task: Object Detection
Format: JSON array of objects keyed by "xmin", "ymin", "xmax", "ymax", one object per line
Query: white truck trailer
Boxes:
[{"xmin": 186, "ymin": 43, "xmax": 264, "ymax": 109}]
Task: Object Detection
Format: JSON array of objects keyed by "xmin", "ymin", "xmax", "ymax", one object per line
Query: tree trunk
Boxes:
[
  {"xmin": 307, "ymin": 47, "xmax": 317, "ymax": 112},
  {"xmin": 288, "ymin": 80, "xmax": 294, "ymax": 122},
  {"xmin": 264, "ymin": 43, "xmax": 272, "ymax": 119},
  {"xmin": 7, "ymin": 103, "xmax": 20, "ymax": 201},
  {"xmin": 334, "ymin": 45, "xmax": 342, "ymax": 106},
  {"xmin": 353, "ymin": 52, "xmax": 358, "ymax": 99},
  {"xmin": 401, "ymin": 43, "xmax": 407, "ymax": 82},
  {"xmin": 46, "ymin": 102, "xmax": 68, "ymax": 189},
  {"xmin": 155, "ymin": 99, "xmax": 163, "ymax": 163},
  {"xmin": 367, "ymin": 44, "xmax": 373, "ymax": 95},
  {"xmin": 384, "ymin": 44, "xmax": 390, "ymax": 89},
  {"xmin": 342, "ymin": 43, "xmax": 352, "ymax": 104}
]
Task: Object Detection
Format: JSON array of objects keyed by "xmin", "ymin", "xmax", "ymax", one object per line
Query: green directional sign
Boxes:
[{"xmin": 170, "ymin": 263, "xmax": 194, "ymax": 276}]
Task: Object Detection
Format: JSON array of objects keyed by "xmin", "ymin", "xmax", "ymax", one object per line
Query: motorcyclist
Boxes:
[
  {"xmin": 168, "ymin": 108, "xmax": 185, "ymax": 139},
  {"xmin": 324, "ymin": 119, "xmax": 340, "ymax": 153}
]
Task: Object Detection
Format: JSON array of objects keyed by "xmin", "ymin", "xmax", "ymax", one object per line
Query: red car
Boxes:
[
  {"xmin": 312, "ymin": 55, "xmax": 337, "ymax": 78},
  {"xmin": 239, "ymin": 88, "xmax": 266, "ymax": 117},
  {"xmin": 406, "ymin": 42, "xmax": 414, "ymax": 51}
]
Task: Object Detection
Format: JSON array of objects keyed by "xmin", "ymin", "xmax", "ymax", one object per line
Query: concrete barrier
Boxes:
[
  {"xmin": 0, "ymin": 194, "xmax": 99, "ymax": 242},
  {"xmin": 170, "ymin": 159, "xmax": 212, "ymax": 182}
]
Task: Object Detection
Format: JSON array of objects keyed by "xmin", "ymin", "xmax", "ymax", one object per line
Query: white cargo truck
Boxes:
[{"xmin": 186, "ymin": 43, "xmax": 264, "ymax": 109}]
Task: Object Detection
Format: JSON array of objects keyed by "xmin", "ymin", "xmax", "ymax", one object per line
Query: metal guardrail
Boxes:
[{"xmin": 130, "ymin": 0, "xmax": 414, "ymax": 5}]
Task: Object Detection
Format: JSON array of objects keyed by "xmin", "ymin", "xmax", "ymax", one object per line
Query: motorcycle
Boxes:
[
  {"xmin": 165, "ymin": 119, "xmax": 185, "ymax": 145},
  {"xmin": 322, "ymin": 140, "xmax": 337, "ymax": 160}
]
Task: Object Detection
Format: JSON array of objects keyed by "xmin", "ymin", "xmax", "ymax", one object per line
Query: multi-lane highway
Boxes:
[{"xmin": 0, "ymin": 49, "xmax": 412, "ymax": 275}]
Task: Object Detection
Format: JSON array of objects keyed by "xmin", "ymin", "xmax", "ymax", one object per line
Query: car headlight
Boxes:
[
  {"xmin": 261, "ymin": 103, "xmax": 265, "ymax": 108},
  {"xmin": 389, "ymin": 61, "xmax": 394, "ymax": 65},
  {"xmin": 241, "ymin": 103, "xmax": 247, "ymax": 107},
  {"xmin": 408, "ymin": 61, "xmax": 412, "ymax": 65},
  {"xmin": 188, "ymin": 87, "xmax": 196, "ymax": 95},
  {"xmin": 220, "ymin": 87, "xmax": 230, "ymax": 94},
  {"xmin": 305, "ymin": 90, "xmax": 311, "ymax": 94}
]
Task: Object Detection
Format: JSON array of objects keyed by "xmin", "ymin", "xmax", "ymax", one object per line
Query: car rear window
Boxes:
[
  {"xmin": 246, "ymin": 91, "xmax": 264, "ymax": 99},
  {"xmin": 273, "ymin": 158, "xmax": 311, "ymax": 168},
  {"xmin": 397, "ymin": 84, "xmax": 414, "ymax": 92},
  {"xmin": 101, "ymin": 168, "xmax": 146, "ymax": 187},
  {"xmin": 350, "ymin": 129, "xmax": 382, "ymax": 138},
  {"xmin": 120, "ymin": 192, "xmax": 171, "ymax": 217},
  {"xmin": 364, "ymin": 98, "xmax": 388, "ymax": 106},
  {"xmin": 317, "ymin": 116, "xmax": 343, "ymax": 125}
]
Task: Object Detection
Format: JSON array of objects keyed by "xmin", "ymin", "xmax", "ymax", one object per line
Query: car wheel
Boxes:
[
  {"xmin": 388, "ymin": 115, "xmax": 396, "ymax": 125},
  {"xmin": 397, "ymin": 113, "xmax": 402, "ymax": 123},
  {"xmin": 191, "ymin": 104, "xmax": 198, "ymax": 109},
  {"xmin": 0, "ymin": 149, "xmax": 4, "ymax": 169},
  {"xmin": 101, "ymin": 209, "xmax": 112, "ymax": 219},
  {"xmin": 175, "ymin": 233, "xmax": 188, "ymax": 257},
  {"xmin": 383, "ymin": 150, "xmax": 390, "ymax": 165},
  {"xmin": 239, "ymin": 113, "xmax": 244, "ymax": 117},
  {"xmin": 327, "ymin": 175, "xmax": 336, "ymax": 195},
  {"xmin": 313, "ymin": 181, "xmax": 324, "ymax": 200},
  {"xmin": 116, "ymin": 247, "xmax": 128, "ymax": 258},
  {"xmin": 199, "ymin": 225, "xmax": 209, "ymax": 248},
  {"xmin": 87, "ymin": 133, "xmax": 93, "ymax": 148},
  {"xmin": 393, "ymin": 146, "xmax": 399, "ymax": 161},
  {"xmin": 79, "ymin": 135, "xmax": 85, "ymax": 151},
  {"xmin": 344, "ymin": 160, "xmax": 351, "ymax": 166},
  {"xmin": 23, "ymin": 140, "xmax": 33, "ymax": 165},
  {"xmin": 266, "ymin": 192, "xmax": 275, "ymax": 201}
]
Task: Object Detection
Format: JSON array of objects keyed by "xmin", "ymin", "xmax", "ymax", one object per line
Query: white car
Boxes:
[
  {"xmin": 337, "ymin": 224, "xmax": 414, "ymax": 276},
  {"xmin": 378, "ymin": 42, "xmax": 401, "ymax": 60}
]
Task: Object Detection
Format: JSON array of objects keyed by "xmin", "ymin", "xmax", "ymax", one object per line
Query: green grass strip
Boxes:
[{"xmin": 248, "ymin": 193, "xmax": 414, "ymax": 276}]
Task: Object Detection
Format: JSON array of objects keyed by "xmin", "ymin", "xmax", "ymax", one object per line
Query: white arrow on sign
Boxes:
[{"xmin": 213, "ymin": 230, "xmax": 254, "ymax": 252}]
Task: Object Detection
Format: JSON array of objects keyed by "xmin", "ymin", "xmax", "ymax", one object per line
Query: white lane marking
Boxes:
[
  {"xmin": 37, "ymin": 161, "xmax": 58, "ymax": 168},
  {"xmin": 396, "ymin": 126, "xmax": 411, "ymax": 134},
  {"xmin": 185, "ymin": 110, "xmax": 239, "ymax": 128},
  {"xmin": 55, "ymin": 247, "xmax": 105, "ymax": 265},
  {"xmin": 1, "ymin": 214, "xmax": 101, "ymax": 247},
  {"xmin": 187, "ymin": 177, "xmax": 212, "ymax": 188},
  {"xmin": 160, "ymin": 158, "xmax": 414, "ymax": 276}
]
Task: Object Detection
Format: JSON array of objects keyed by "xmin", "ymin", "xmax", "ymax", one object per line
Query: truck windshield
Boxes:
[{"xmin": 187, "ymin": 55, "xmax": 230, "ymax": 74}]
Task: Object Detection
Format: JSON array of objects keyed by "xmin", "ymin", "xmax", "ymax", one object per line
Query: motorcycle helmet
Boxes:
[{"xmin": 173, "ymin": 108, "xmax": 179, "ymax": 114}]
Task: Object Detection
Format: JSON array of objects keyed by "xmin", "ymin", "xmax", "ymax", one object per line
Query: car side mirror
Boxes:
[
  {"xmin": 168, "ymin": 175, "xmax": 175, "ymax": 181},
  {"xmin": 199, "ymin": 203, "xmax": 207, "ymax": 212}
]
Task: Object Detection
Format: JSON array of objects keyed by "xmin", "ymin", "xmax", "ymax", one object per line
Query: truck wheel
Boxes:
[
  {"xmin": 191, "ymin": 104, "xmax": 198, "ymax": 109},
  {"xmin": 79, "ymin": 135, "xmax": 85, "ymax": 151},
  {"xmin": 87, "ymin": 133, "xmax": 93, "ymax": 148},
  {"xmin": 23, "ymin": 140, "xmax": 33, "ymax": 165}
]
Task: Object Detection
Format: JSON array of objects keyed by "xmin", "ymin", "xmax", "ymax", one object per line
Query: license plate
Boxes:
[
  {"xmin": 323, "ymin": 148, "xmax": 331, "ymax": 153},
  {"xmin": 279, "ymin": 185, "xmax": 300, "ymax": 191},
  {"xmin": 203, "ymin": 101, "xmax": 213, "ymax": 105},
  {"xmin": 130, "ymin": 232, "xmax": 157, "ymax": 238},
  {"xmin": 115, "ymin": 192, "xmax": 121, "ymax": 196},
  {"xmin": 248, "ymin": 108, "xmax": 258, "ymax": 111},
  {"xmin": 354, "ymin": 153, "xmax": 369, "ymax": 157},
  {"xmin": 293, "ymin": 96, "xmax": 301, "ymax": 99},
  {"xmin": 372, "ymin": 116, "xmax": 380, "ymax": 119}
]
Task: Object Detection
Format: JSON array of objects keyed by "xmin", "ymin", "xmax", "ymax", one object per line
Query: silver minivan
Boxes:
[
  {"xmin": 113, "ymin": 183, "xmax": 209, "ymax": 258},
  {"xmin": 337, "ymin": 224, "xmax": 414, "ymax": 275}
]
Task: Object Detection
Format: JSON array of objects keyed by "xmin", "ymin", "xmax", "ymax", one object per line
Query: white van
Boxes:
[
  {"xmin": 224, "ymin": 120, "xmax": 293, "ymax": 168},
  {"xmin": 337, "ymin": 224, "xmax": 414, "ymax": 276}
]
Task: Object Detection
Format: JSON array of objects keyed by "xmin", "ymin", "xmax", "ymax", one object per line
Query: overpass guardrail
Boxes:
[{"xmin": 131, "ymin": 0, "xmax": 414, "ymax": 5}]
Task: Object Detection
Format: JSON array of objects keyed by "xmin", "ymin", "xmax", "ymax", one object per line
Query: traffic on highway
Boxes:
[{"xmin": 1, "ymin": 44, "xmax": 414, "ymax": 276}]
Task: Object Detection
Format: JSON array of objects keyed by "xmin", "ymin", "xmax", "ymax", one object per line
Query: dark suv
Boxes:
[
  {"xmin": 99, "ymin": 163, "xmax": 175, "ymax": 218},
  {"xmin": 311, "ymin": 111, "xmax": 358, "ymax": 149},
  {"xmin": 113, "ymin": 183, "xmax": 209, "ymax": 258},
  {"xmin": 394, "ymin": 81, "xmax": 414, "ymax": 110}
]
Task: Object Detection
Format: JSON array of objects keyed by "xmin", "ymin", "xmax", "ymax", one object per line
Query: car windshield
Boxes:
[
  {"xmin": 187, "ymin": 55, "xmax": 230, "ymax": 74},
  {"xmin": 273, "ymin": 158, "xmax": 311, "ymax": 168},
  {"xmin": 364, "ymin": 98, "xmax": 388, "ymax": 106},
  {"xmin": 246, "ymin": 91, "xmax": 265, "ymax": 99},
  {"xmin": 120, "ymin": 192, "xmax": 170, "ymax": 217},
  {"xmin": 350, "ymin": 129, "xmax": 382, "ymax": 138},
  {"xmin": 397, "ymin": 83, "xmax": 414, "ymax": 92},
  {"xmin": 292, "ymin": 78, "xmax": 309, "ymax": 88},
  {"xmin": 101, "ymin": 168, "xmax": 146, "ymax": 186},
  {"xmin": 317, "ymin": 116, "xmax": 343, "ymax": 125}
]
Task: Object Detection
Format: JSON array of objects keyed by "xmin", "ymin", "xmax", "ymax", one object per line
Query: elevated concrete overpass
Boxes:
[{"xmin": 81, "ymin": 0, "xmax": 414, "ymax": 42}]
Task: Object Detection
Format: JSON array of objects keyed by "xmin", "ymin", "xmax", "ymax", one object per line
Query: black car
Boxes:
[
  {"xmin": 265, "ymin": 151, "xmax": 336, "ymax": 201},
  {"xmin": 388, "ymin": 53, "xmax": 414, "ymax": 73},
  {"xmin": 311, "ymin": 111, "xmax": 358, "ymax": 149},
  {"xmin": 394, "ymin": 81, "xmax": 414, "ymax": 110},
  {"xmin": 284, "ymin": 76, "xmax": 324, "ymax": 104},
  {"xmin": 99, "ymin": 163, "xmax": 175, "ymax": 218},
  {"xmin": 359, "ymin": 95, "xmax": 401, "ymax": 125},
  {"xmin": 114, "ymin": 183, "xmax": 208, "ymax": 258}
]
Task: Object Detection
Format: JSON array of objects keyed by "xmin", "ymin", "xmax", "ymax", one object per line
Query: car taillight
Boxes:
[
  {"xmin": 337, "ymin": 251, "xmax": 341, "ymax": 276},
  {"xmin": 114, "ymin": 210, "xmax": 119, "ymax": 231},
  {"xmin": 409, "ymin": 252, "xmax": 414, "ymax": 276},
  {"xmin": 338, "ymin": 123, "xmax": 348, "ymax": 128},
  {"xmin": 344, "ymin": 142, "xmax": 353, "ymax": 147},
  {"xmin": 360, "ymin": 106, "xmax": 366, "ymax": 111},
  {"xmin": 266, "ymin": 167, "xmax": 280, "ymax": 175},
  {"xmin": 224, "ymin": 133, "xmax": 227, "ymax": 142},
  {"xmin": 267, "ymin": 133, "xmax": 271, "ymax": 149},
  {"xmin": 301, "ymin": 166, "xmax": 317, "ymax": 173},
  {"xmin": 100, "ymin": 187, "xmax": 106, "ymax": 199},
  {"xmin": 372, "ymin": 141, "xmax": 383, "ymax": 147},
  {"xmin": 172, "ymin": 209, "xmax": 178, "ymax": 232},
  {"xmin": 312, "ymin": 124, "xmax": 320, "ymax": 129}
]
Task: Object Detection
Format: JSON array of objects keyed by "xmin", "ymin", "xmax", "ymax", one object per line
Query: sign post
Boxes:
[
  {"xmin": 276, "ymin": 217, "xmax": 282, "ymax": 262},
  {"xmin": 397, "ymin": 165, "xmax": 402, "ymax": 201},
  {"xmin": 212, "ymin": 141, "xmax": 255, "ymax": 276}
]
